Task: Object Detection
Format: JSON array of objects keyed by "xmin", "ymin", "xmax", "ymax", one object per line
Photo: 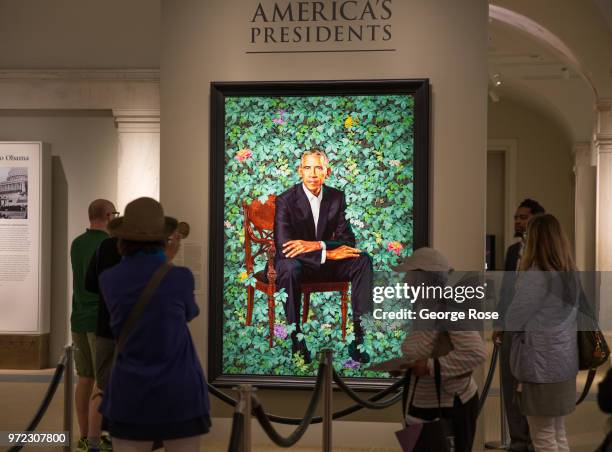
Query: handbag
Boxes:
[
  {"xmin": 573, "ymin": 279, "xmax": 609, "ymax": 370},
  {"xmin": 575, "ymin": 286, "xmax": 610, "ymax": 405},
  {"xmin": 397, "ymin": 360, "xmax": 453, "ymax": 452},
  {"xmin": 578, "ymin": 325, "xmax": 609, "ymax": 371}
]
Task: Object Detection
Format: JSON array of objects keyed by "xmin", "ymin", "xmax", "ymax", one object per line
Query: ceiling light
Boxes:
[
  {"xmin": 492, "ymin": 73, "xmax": 503, "ymax": 86},
  {"xmin": 561, "ymin": 67, "xmax": 570, "ymax": 80}
]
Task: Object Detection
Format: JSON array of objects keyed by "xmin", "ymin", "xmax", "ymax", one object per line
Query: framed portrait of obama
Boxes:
[{"xmin": 208, "ymin": 79, "xmax": 429, "ymax": 388}]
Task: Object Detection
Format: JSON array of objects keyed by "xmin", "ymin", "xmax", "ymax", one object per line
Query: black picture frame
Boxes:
[{"xmin": 208, "ymin": 79, "xmax": 430, "ymax": 389}]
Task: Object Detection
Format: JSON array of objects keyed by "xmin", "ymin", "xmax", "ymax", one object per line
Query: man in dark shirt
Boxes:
[
  {"xmin": 494, "ymin": 198, "xmax": 545, "ymax": 452},
  {"xmin": 86, "ymin": 237, "xmax": 121, "ymax": 387},
  {"xmin": 84, "ymin": 236, "xmax": 121, "ymax": 452}
]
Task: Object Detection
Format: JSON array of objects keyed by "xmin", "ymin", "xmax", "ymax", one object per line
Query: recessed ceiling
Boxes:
[{"xmin": 488, "ymin": 18, "xmax": 595, "ymax": 142}]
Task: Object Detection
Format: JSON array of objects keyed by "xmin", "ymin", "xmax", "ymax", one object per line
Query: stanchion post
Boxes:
[
  {"xmin": 63, "ymin": 345, "xmax": 74, "ymax": 452},
  {"xmin": 236, "ymin": 384, "xmax": 254, "ymax": 452},
  {"xmin": 485, "ymin": 352, "xmax": 510, "ymax": 450},
  {"xmin": 321, "ymin": 348, "xmax": 333, "ymax": 452}
]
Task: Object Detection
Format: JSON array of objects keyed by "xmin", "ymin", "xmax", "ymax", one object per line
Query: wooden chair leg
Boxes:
[
  {"xmin": 302, "ymin": 292, "xmax": 311, "ymax": 324},
  {"xmin": 268, "ymin": 294, "xmax": 275, "ymax": 347},
  {"xmin": 341, "ymin": 290, "xmax": 348, "ymax": 341},
  {"xmin": 246, "ymin": 286, "xmax": 254, "ymax": 326}
]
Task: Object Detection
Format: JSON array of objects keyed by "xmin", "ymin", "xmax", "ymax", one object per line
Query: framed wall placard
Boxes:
[{"xmin": 208, "ymin": 80, "xmax": 429, "ymax": 388}]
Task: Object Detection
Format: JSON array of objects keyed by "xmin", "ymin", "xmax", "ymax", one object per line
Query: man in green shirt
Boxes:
[{"xmin": 71, "ymin": 199, "xmax": 118, "ymax": 452}]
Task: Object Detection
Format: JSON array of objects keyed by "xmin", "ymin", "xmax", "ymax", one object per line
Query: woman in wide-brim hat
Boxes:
[
  {"xmin": 395, "ymin": 247, "xmax": 486, "ymax": 452},
  {"xmin": 99, "ymin": 197, "xmax": 210, "ymax": 452}
]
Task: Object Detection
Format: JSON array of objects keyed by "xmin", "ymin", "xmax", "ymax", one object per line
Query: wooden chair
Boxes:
[{"xmin": 243, "ymin": 196, "xmax": 349, "ymax": 346}]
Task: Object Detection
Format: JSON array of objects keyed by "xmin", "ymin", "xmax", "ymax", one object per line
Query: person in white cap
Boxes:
[{"xmin": 394, "ymin": 247, "xmax": 487, "ymax": 452}]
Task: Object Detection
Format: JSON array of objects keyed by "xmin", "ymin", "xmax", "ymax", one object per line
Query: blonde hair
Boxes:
[
  {"xmin": 300, "ymin": 150, "xmax": 329, "ymax": 168},
  {"xmin": 520, "ymin": 214, "xmax": 576, "ymax": 271}
]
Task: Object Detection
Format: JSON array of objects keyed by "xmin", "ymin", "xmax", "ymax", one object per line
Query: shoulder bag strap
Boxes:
[
  {"xmin": 433, "ymin": 358, "xmax": 442, "ymax": 412},
  {"xmin": 401, "ymin": 369, "xmax": 413, "ymax": 424},
  {"xmin": 115, "ymin": 262, "xmax": 172, "ymax": 355},
  {"xmin": 403, "ymin": 361, "xmax": 443, "ymax": 421},
  {"xmin": 576, "ymin": 368, "xmax": 596, "ymax": 405}
]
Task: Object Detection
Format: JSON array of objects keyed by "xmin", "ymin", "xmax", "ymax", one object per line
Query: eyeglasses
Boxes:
[{"xmin": 108, "ymin": 211, "xmax": 120, "ymax": 218}]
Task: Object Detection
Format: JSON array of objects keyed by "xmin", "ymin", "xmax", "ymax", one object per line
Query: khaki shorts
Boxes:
[
  {"xmin": 72, "ymin": 332, "xmax": 96, "ymax": 378},
  {"xmin": 95, "ymin": 337, "xmax": 116, "ymax": 391}
]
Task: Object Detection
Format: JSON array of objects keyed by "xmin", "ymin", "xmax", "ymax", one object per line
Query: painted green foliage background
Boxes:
[{"xmin": 222, "ymin": 94, "xmax": 414, "ymax": 377}]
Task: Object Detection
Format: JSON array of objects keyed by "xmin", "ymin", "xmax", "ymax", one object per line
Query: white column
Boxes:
[
  {"xmin": 113, "ymin": 109, "xmax": 160, "ymax": 211},
  {"xmin": 595, "ymin": 99, "xmax": 612, "ymax": 335},
  {"xmin": 574, "ymin": 142, "xmax": 596, "ymax": 271}
]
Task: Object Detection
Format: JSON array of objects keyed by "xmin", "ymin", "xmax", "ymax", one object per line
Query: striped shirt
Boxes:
[{"xmin": 401, "ymin": 331, "xmax": 487, "ymax": 408}]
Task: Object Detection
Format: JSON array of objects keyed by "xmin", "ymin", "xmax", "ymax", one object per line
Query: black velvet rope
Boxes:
[
  {"xmin": 8, "ymin": 352, "xmax": 68, "ymax": 452},
  {"xmin": 208, "ymin": 383, "xmax": 237, "ymax": 407},
  {"xmin": 226, "ymin": 411, "xmax": 244, "ymax": 452},
  {"xmin": 478, "ymin": 342, "xmax": 500, "ymax": 414},
  {"xmin": 332, "ymin": 368, "xmax": 406, "ymax": 409},
  {"xmin": 251, "ymin": 362, "xmax": 326, "ymax": 447},
  {"xmin": 207, "ymin": 373, "xmax": 407, "ymax": 425}
]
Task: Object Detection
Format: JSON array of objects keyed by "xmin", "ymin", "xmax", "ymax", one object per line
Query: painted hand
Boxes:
[
  {"xmin": 282, "ymin": 240, "xmax": 321, "ymax": 258},
  {"xmin": 326, "ymin": 245, "xmax": 362, "ymax": 261}
]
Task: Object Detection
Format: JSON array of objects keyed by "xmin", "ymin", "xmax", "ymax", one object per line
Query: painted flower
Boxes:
[
  {"xmin": 239, "ymin": 271, "xmax": 248, "ymax": 282},
  {"xmin": 350, "ymin": 218, "xmax": 365, "ymax": 228},
  {"xmin": 235, "ymin": 148, "xmax": 253, "ymax": 162},
  {"xmin": 389, "ymin": 159, "xmax": 401, "ymax": 167},
  {"xmin": 272, "ymin": 109, "xmax": 287, "ymax": 125},
  {"xmin": 343, "ymin": 358, "xmax": 361, "ymax": 370},
  {"xmin": 387, "ymin": 241, "xmax": 403, "ymax": 256},
  {"xmin": 344, "ymin": 115, "xmax": 354, "ymax": 129},
  {"xmin": 224, "ymin": 220, "xmax": 233, "ymax": 230},
  {"xmin": 321, "ymin": 323, "xmax": 332, "ymax": 330},
  {"xmin": 274, "ymin": 324, "xmax": 288, "ymax": 340}
]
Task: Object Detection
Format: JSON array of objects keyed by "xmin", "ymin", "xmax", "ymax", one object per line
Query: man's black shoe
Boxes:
[
  {"xmin": 348, "ymin": 340, "xmax": 370, "ymax": 363},
  {"xmin": 291, "ymin": 333, "xmax": 312, "ymax": 364}
]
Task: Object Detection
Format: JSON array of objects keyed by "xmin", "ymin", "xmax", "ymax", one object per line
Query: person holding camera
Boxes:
[{"xmin": 98, "ymin": 197, "xmax": 210, "ymax": 452}]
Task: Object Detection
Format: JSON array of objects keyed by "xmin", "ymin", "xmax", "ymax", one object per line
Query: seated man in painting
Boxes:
[{"xmin": 274, "ymin": 149, "xmax": 373, "ymax": 364}]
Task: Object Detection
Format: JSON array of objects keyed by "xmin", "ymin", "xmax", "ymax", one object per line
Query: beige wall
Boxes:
[
  {"xmin": 160, "ymin": 0, "xmax": 489, "ymax": 431},
  {"xmin": 0, "ymin": 0, "xmax": 160, "ymax": 69},
  {"xmin": 0, "ymin": 114, "xmax": 118, "ymax": 362},
  {"xmin": 488, "ymin": 99, "xmax": 575, "ymax": 245}
]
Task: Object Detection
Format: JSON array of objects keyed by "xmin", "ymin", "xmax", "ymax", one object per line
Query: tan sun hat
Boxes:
[
  {"xmin": 108, "ymin": 197, "xmax": 177, "ymax": 242},
  {"xmin": 391, "ymin": 247, "xmax": 452, "ymax": 272}
]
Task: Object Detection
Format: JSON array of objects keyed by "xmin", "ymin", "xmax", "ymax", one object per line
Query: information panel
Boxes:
[{"xmin": 0, "ymin": 142, "xmax": 51, "ymax": 334}]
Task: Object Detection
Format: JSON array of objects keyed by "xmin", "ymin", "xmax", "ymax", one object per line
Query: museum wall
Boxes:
[
  {"xmin": 0, "ymin": 0, "xmax": 160, "ymax": 69},
  {"xmin": 160, "ymin": 0, "xmax": 489, "ymax": 430},
  {"xmin": 487, "ymin": 98, "xmax": 575, "ymax": 249},
  {"xmin": 0, "ymin": 114, "xmax": 118, "ymax": 361}
]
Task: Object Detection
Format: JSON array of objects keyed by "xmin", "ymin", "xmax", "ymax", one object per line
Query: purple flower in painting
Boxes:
[
  {"xmin": 272, "ymin": 109, "xmax": 287, "ymax": 125},
  {"xmin": 274, "ymin": 324, "xmax": 288, "ymax": 340},
  {"xmin": 343, "ymin": 358, "xmax": 361, "ymax": 370}
]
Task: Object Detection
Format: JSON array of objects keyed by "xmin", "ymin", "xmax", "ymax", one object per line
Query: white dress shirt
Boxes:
[{"xmin": 302, "ymin": 183, "xmax": 327, "ymax": 263}]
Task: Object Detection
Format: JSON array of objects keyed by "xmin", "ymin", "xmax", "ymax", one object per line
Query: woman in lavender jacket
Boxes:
[{"xmin": 506, "ymin": 214, "xmax": 579, "ymax": 452}]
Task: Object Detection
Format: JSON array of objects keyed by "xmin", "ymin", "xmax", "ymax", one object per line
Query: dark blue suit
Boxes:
[{"xmin": 273, "ymin": 183, "xmax": 373, "ymax": 332}]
